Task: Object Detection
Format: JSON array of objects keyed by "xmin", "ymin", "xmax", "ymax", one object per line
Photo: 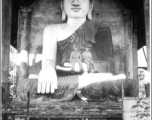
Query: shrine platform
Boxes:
[{"xmin": 2, "ymin": 99, "xmax": 123, "ymax": 120}]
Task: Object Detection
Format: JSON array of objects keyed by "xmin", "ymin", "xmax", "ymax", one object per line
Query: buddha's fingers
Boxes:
[
  {"xmin": 54, "ymin": 77, "xmax": 58, "ymax": 89},
  {"xmin": 51, "ymin": 75, "xmax": 57, "ymax": 90},
  {"xmin": 41, "ymin": 82, "xmax": 47, "ymax": 94},
  {"xmin": 51, "ymin": 82, "xmax": 55, "ymax": 93},
  {"xmin": 46, "ymin": 82, "xmax": 51, "ymax": 93},
  {"xmin": 37, "ymin": 82, "xmax": 42, "ymax": 93}
]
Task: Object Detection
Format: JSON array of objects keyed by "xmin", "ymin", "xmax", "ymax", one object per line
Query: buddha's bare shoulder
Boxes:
[{"xmin": 44, "ymin": 23, "xmax": 66, "ymax": 33}]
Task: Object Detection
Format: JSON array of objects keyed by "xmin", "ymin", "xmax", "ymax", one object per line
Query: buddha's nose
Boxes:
[{"xmin": 72, "ymin": 0, "xmax": 80, "ymax": 7}]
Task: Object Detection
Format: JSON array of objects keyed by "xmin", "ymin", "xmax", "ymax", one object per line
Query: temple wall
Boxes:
[
  {"xmin": 2, "ymin": 0, "xmax": 12, "ymax": 104},
  {"xmin": 18, "ymin": 0, "xmax": 133, "ymax": 76}
]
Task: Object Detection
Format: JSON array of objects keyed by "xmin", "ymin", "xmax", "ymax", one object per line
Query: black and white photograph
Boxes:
[{"xmin": 2, "ymin": 0, "xmax": 151, "ymax": 120}]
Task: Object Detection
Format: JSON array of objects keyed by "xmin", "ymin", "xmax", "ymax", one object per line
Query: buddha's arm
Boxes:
[
  {"xmin": 38, "ymin": 25, "xmax": 58, "ymax": 94},
  {"xmin": 95, "ymin": 24, "xmax": 114, "ymax": 60},
  {"xmin": 95, "ymin": 23, "xmax": 115, "ymax": 73},
  {"xmin": 42, "ymin": 25, "xmax": 57, "ymax": 68}
]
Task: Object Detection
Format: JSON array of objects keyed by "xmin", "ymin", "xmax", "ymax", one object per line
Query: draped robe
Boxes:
[
  {"xmin": 57, "ymin": 20, "xmax": 115, "ymax": 73},
  {"xmin": 16, "ymin": 20, "xmax": 138, "ymax": 103}
]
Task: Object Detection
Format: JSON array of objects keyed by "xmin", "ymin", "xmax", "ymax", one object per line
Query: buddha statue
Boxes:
[{"xmin": 16, "ymin": 0, "xmax": 138, "ymax": 103}]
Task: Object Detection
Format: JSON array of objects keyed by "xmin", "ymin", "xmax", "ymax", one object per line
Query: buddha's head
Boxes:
[{"xmin": 61, "ymin": 0, "xmax": 93, "ymax": 20}]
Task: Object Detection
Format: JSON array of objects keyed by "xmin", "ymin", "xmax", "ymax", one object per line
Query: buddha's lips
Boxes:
[{"xmin": 71, "ymin": 8, "xmax": 81, "ymax": 12}]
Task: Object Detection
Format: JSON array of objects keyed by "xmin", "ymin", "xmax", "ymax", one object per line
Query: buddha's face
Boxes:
[{"xmin": 62, "ymin": 0, "xmax": 91, "ymax": 19}]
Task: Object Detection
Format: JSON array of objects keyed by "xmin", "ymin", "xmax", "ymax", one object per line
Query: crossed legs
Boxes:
[{"xmin": 78, "ymin": 73, "xmax": 126, "ymax": 89}]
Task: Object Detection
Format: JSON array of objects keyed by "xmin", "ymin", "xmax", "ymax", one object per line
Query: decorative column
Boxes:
[
  {"xmin": 144, "ymin": 0, "xmax": 150, "ymax": 97},
  {"xmin": 123, "ymin": 11, "xmax": 134, "ymax": 79},
  {"xmin": 131, "ymin": 7, "xmax": 138, "ymax": 81},
  {"xmin": 2, "ymin": 0, "xmax": 12, "ymax": 104},
  {"xmin": 144, "ymin": 0, "xmax": 150, "ymax": 72},
  {"xmin": 132, "ymin": 13, "xmax": 139, "ymax": 96},
  {"xmin": 132, "ymin": 28, "xmax": 138, "ymax": 79},
  {"xmin": 17, "ymin": 7, "xmax": 31, "ymax": 81}
]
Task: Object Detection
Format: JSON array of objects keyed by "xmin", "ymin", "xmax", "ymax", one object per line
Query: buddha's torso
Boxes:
[
  {"xmin": 57, "ymin": 23, "xmax": 83, "ymax": 42},
  {"xmin": 56, "ymin": 20, "xmax": 115, "ymax": 73},
  {"xmin": 56, "ymin": 21, "xmax": 94, "ymax": 66}
]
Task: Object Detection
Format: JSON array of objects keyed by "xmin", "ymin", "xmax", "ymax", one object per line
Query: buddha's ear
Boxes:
[
  {"xmin": 87, "ymin": 3, "xmax": 93, "ymax": 20},
  {"xmin": 60, "ymin": 1, "xmax": 66, "ymax": 21}
]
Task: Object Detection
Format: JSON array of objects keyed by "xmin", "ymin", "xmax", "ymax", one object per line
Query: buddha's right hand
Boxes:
[{"xmin": 37, "ymin": 67, "xmax": 57, "ymax": 94}]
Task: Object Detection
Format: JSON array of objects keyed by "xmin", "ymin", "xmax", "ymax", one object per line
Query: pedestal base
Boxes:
[{"xmin": 2, "ymin": 100, "xmax": 122, "ymax": 120}]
